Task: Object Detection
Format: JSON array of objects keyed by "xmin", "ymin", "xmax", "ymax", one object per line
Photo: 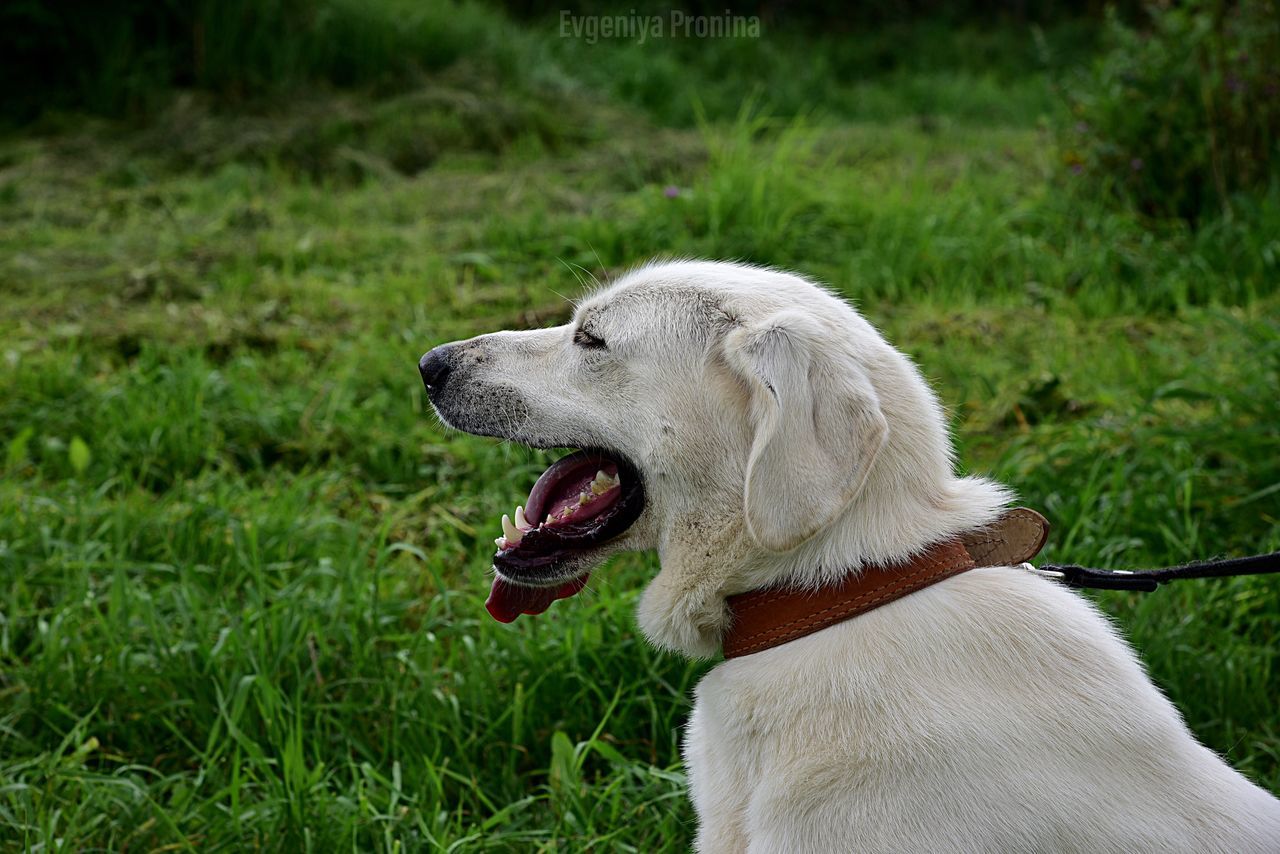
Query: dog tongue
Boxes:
[{"xmin": 485, "ymin": 574, "xmax": 589, "ymax": 623}]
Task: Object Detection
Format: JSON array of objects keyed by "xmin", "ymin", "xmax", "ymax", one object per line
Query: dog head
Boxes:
[{"xmin": 422, "ymin": 260, "xmax": 1004, "ymax": 653}]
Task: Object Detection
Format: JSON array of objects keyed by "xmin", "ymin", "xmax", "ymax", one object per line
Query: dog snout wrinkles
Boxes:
[{"xmin": 419, "ymin": 345, "xmax": 454, "ymax": 399}]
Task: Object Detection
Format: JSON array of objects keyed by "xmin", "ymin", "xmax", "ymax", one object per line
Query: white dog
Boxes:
[{"xmin": 420, "ymin": 260, "xmax": 1280, "ymax": 852}]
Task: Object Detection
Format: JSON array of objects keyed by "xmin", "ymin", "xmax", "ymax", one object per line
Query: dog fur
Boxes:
[{"xmin": 427, "ymin": 260, "xmax": 1280, "ymax": 852}]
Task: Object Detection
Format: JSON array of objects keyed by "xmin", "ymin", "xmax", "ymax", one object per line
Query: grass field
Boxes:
[{"xmin": 1, "ymin": 8, "xmax": 1278, "ymax": 851}]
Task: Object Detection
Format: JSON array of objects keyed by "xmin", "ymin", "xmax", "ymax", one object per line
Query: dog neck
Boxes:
[{"xmin": 637, "ymin": 470, "xmax": 1010, "ymax": 659}]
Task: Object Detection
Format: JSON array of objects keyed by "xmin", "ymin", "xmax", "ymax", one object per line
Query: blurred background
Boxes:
[{"xmin": 1, "ymin": 1, "xmax": 1277, "ymax": 850}]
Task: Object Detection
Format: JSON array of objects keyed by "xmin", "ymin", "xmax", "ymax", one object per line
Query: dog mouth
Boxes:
[{"xmin": 486, "ymin": 448, "xmax": 645, "ymax": 623}]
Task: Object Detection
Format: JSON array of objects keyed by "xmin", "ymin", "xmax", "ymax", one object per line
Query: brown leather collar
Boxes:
[{"xmin": 722, "ymin": 508, "xmax": 1049, "ymax": 659}]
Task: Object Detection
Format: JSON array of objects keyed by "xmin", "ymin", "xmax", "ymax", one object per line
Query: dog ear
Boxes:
[{"xmin": 724, "ymin": 311, "xmax": 889, "ymax": 552}]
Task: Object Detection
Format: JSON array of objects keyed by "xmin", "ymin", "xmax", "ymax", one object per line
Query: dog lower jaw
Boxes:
[{"xmin": 487, "ymin": 532, "xmax": 634, "ymax": 623}]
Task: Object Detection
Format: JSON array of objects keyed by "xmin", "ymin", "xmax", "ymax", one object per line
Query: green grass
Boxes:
[
  {"xmin": 4, "ymin": 1, "xmax": 1093, "ymax": 126},
  {"xmin": 1, "ymin": 13, "xmax": 1278, "ymax": 852}
]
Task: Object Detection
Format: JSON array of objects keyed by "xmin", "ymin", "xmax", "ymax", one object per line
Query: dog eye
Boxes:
[{"xmin": 573, "ymin": 328, "xmax": 607, "ymax": 350}]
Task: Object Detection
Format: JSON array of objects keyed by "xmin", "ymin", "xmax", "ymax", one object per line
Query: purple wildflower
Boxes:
[
  {"xmin": 664, "ymin": 185, "xmax": 681, "ymax": 198},
  {"xmin": 1130, "ymin": 157, "xmax": 1144, "ymax": 172}
]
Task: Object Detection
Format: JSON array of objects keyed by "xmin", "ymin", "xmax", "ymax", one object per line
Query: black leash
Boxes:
[{"xmin": 1033, "ymin": 551, "xmax": 1280, "ymax": 592}]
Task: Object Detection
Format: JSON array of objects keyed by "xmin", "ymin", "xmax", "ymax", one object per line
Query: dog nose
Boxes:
[{"xmin": 418, "ymin": 345, "xmax": 454, "ymax": 397}]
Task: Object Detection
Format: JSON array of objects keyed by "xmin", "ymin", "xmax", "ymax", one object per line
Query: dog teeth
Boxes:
[
  {"xmin": 590, "ymin": 470, "xmax": 620, "ymax": 495},
  {"xmin": 502, "ymin": 472, "xmax": 619, "ymax": 538},
  {"xmin": 501, "ymin": 514, "xmax": 522, "ymax": 544}
]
